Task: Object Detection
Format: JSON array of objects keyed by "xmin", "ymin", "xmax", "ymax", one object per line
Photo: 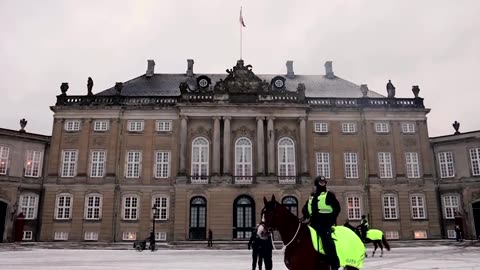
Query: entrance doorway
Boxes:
[
  {"xmin": 189, "ymin": 196, "xmax": 207, "ymax": 240},
  {"xmin": 473, "ymin": 201, "xmax": 480, "ymax": 239},
  {"xmin": 0, "ymin": 201, "xmax": 7, "ymax": 243}
]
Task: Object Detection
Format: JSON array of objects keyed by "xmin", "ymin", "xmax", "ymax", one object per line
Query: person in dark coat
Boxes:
[
  {"xmin": 302, "ymin": 176, "xmax": 341, "ymax": 270},
  {"xmin": 207, "ymin": 229, "xmax": 213, "ymax": 247},
  {"xmin": 248, "ymin": 226, "xmax": 263, "ymax": 270},
  {"xmin": 148, "ymin": 231, "xmax": 155, "ymax": 251},
  {"xmin": 257, "ymin": 228, "xmax": 273, "ymax": 270},
  {"xmin": 357, "ymin": 215, "xmax": 369, "ymax": 243},
  {"xmin": 455, "ymin": 225, "xmax": 463, "ymax": 242}
]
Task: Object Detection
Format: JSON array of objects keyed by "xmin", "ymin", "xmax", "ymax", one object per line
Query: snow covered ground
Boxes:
[{"xmin": 0, "ymin": 246, "xmax": 479, "ymax": 270}]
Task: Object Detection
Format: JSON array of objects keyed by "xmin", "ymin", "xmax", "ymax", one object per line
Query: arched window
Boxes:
[
  {"xmin": 55, "ymin": 193, "xmax": 73, "ymax": 220},
  {"xmin": 282, "ymin": 196, "xmax": 298, "ymax": 216},
  {"xmin": 189, "ymin": 196, "xmax": 207, "ymax": 240},
  {"xmin": 191, "ymin": 137, "xmax": 209, "ymax": 183},
  {"xmin": 278, "ymin": 137, "xmax": 296, "ymax": 183},
  {"xmin": 233, "ymin": 195, "xmax": 255, "ymax": 239},
  {"xmin": 84, "ymin": 193, "xmax": 102, "ymax": 220},
  {"xmin": 382, "ymin": 194, "xmax": 398, "ymax": 219},
  {"xmin": 235, "ymin": 137, "xmax": 253, "ymax": 184}
]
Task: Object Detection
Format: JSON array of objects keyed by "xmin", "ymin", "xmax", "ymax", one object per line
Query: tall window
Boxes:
[
  {"xmin": 189, "ymin": 196, "xmax": 207, "ymax": 240},
  {"xmin": 61, "ymin": 150, "xmax": 78, "ymax": 177},
  {"xmin": 235, "ymin": 137, "xmax": 253, "ymax": 183},
  {"xmin": 470, "ymin": 148, "xmax": 480, "ymax": 176},
  {"xmin": 0, "ymin": 146, "xmax": 9, "ymax": 175},
  {"xmin": 344, "ymin": 152, "xmax": 358, "ymax": 179},
  {"xmin": 191, "ymin": 137, "xmax": 209, "ymax": 183},
  {"xmin": 405, "ymin": 152, "xmax": 420, "ymax": 178},
  {"xmin": 234, "ymin": 196, "xmax": 254, "ymax": 239},
  {"xmin": 375, "ymin": 122, "xmax": 389, "ymax": 133},
  {"xmin": 442, "ymin": 195, "xmax": 459, "ymax": 219},
  {"xmin": 85, "ymin": 194, "xmax": 102, "ymax": 220},
  {"xmin": 378, "ymin": 152, "xmax": 393, "ymax": 178},
  {"xmin": 282, "ymin": 196, "xmax": 298, "ymax": 216},
  {"xmin": 154, "ymin": 151, "xmax": 170, "ymax": 178},
  {"xmin": 347, "ymin": 196, "xmax": 361, "ymax": 220},
  {"xmin": 152, "ymin": 196, "xmax": 169, "ymax": 220},
  {"xmin": 438, "ymin": 152, "xmax": 455, "ymax": 178},
  {"xmin": 25, "ymin": 150, "xmax": 42, "ymax": 177},
  {"xmin": 411, "ymin": 194, "xmax": 426, "ymax": 219},
  {"xmin": 278, "ymin": 137, "xmax": 296, "ymax": 183},
  {"xmin": 316, "ymin": 152, "xmax": 331, "ymax": 179},
  {"xmin": 123, "ymin": 195, "xmax": 139, "ymax": 220},
  {"xmin": 126, "ymin": 151, "xmax": 141, "ymax": 178},
  {"xmin": 90, "ymin": 151, "xmax": 106, "ymax": 177},
  {"xmin": 55, "ymin": 193, "xmax": 73, "ymax": 220},
  {"xmin": 383, "ymin": 194, "xmax": 398, "ymax": 219},
  {"xmin": 19, "ymin": 193, "xmax": 38, "ymax": 219}
]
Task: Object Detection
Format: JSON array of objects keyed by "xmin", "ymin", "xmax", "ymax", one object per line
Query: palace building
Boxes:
[{"xmin": 38, "ymin": 59, "xmax": 441, "ymax": 242}]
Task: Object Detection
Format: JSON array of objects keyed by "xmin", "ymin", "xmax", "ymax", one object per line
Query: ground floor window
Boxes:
[
  {"xmin": 189, "ymin": 196, "xmax": 206, "ymax": 240},
  {"xmin": 233, "ymin": 195, "xmax": 255, "ymax": 239}
]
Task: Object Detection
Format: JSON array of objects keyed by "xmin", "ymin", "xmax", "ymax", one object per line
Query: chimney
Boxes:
[
  {"xmin": 324, "ymin": 61, "xmax": 335, "ymax": 79},
  {"xmin": 146, "ymin": 60, "xmax": 155, "ymax": 78},
  {"xmin": 186, "ymin": 59, "xmax": 194, "ymax": 77},
  {"xmin": 286, "ymin": 60, "xmax": 294, "ymax": 78}
]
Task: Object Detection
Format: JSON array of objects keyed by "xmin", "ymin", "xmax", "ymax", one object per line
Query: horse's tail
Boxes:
[{"xmin": 382, "ymin": 235, "xmax": 391, "ymax": 251}]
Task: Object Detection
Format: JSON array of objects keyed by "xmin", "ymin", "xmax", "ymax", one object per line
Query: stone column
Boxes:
[
  {"xmin": 267, "ymin": 117, "xmax": 276, "ymax": 175},
  {"xmin": 179, "ymin": 115, "xmax": 188, "ymax": 175},
  {"xmin": 256, "ymin": 117, "xmax": 265, "ymax": 175},
  {"xmin": 223, "ymin": 116, "xmax": 232, "ymax": 175},
  {"xmin": 212, "ymin": 116, "xmax": 221, "ymax": 175},
  {"xmin": 299, "ymin": 117, "xmax": 308, "ymax": 174}
]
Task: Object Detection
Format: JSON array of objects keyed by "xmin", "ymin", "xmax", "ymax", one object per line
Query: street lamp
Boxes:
[{"xmin": 151, "ymin": 206, "xmax": 157, "ymax": 251}]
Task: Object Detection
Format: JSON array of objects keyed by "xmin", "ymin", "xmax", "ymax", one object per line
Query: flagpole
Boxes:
[{"xmin": 240, "ymin": 6, "xmax": 243, "ymax": 60}]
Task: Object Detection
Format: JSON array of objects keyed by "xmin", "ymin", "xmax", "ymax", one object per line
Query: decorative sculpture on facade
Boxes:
[
  {"xmin": 452, "ymin": 121, "xmax": 461, "ymax": 135},
  {"xmin": 412, "ymin": 85, "xmax": 420, "ymax": 98},
  {"xmin": 60, "ymin": 82, "xmax": 69, "ymax": 96},
  {"xmin": 87, "ymin": 77, "xmax": 94, "ymax": 96},
  {"xmin": 214, "ymin": 60, "xmax": 270, "ymax": 94},
  {"xmin": 360, "ymin": 84, "xmax": 369, "ymax": 98},
  {"xmin": 386, "ymin": 80, "xmax": 396, "ymax": 98},
  {"xmin": 114, "ymin": 82, "xmax": 123, "ymax": 95},
  {"xmin": 19, "ymin": 118, "xmax": 27, "ymax": 132}
]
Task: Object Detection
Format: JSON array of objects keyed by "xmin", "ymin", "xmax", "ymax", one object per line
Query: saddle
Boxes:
[{"xmin": 308, "ymin": 225, "xmax": 365, "ymax": 269}]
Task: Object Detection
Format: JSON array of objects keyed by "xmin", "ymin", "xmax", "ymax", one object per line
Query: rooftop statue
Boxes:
[{"xmin": 386, "ymin": 80, "xmax": 396, "ymax": 98}]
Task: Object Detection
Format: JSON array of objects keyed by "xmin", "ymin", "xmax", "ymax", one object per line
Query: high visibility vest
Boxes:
[{"xmin": 308, "ymin": 192, "xmax": 333, "ymax": 215}]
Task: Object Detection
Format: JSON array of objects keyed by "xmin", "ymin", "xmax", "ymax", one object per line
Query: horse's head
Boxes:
[{"xmin": 261, "ymin": 194, "xmax": 285, "ymax": 233}]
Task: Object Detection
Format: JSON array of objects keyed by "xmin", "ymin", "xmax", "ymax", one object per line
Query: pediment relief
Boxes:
[
  {"xmin": 189, "ymin": 126, "xmax": 212, "ymax": 139},
  {"xmin": 232, "ymin": 125, "xmax": 254, "ymax": 139},
  {"xmin": 214, "ymin": 60, "xmax": 270, "ymax": 94},
  {"xmin": 275, "ymin": 126, "xmax": 297, "ymax": 140}
]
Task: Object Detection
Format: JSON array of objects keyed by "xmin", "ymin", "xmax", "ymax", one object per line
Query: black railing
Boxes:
[
  {"xmin": 306, "ymin": 97, "xmax": 424, "ymax": 109},
  {"xmin": 56, "ymin": 95, "xmax": 178, "ymax": 106}
]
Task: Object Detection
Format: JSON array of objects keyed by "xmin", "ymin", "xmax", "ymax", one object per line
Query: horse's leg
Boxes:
[
  {"xmin": 379, "ymin": 241, "xmax": 384, "ymax": 257},
  {"xmin": 372, "ymin": 242, "xmax": 377, "ymax": 257}
]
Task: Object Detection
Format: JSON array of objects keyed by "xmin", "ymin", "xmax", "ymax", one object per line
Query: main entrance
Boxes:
[
  {"xmin": 0, "ymin": 201, "xmax": 7, "ymax": 243},
  {"xmin": 473, "ymin": 201, "xmax": 480, "ymax": 239}
]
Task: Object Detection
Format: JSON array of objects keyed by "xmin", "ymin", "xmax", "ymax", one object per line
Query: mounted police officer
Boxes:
[
  {"xmin": 302, "ymin": 176, "xmax": 341, "ymax": 270},
  {"xmin": 358, "ymin": 215, "xmax": 369, "ymax": 243}
]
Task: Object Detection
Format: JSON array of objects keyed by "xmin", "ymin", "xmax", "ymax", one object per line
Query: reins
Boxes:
[{"xmin": 283, "ymin": 220, "xmax": 302, "ymax": 248}]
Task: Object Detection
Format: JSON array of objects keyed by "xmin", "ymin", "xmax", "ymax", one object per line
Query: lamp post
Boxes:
[{"xmin": 151, "ymin": 206, "xmax": 157, "ymax": 251}]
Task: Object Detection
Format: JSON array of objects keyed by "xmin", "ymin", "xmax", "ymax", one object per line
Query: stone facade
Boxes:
[
  {"xmin": 39, "ymin": 59, "xmax": 441, "ymax": 242},
  {"xmin": 430, "ymin": 130, "xmax": 480, "ymax": 239},
  {"xmin": 0, "ymin": 128, "xmax": 50, "ymax": 242}
]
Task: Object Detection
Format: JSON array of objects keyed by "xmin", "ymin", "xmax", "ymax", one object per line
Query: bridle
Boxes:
[{"xmin": 262, "ymin": 207, "xmax": 302, "ymax": 248}]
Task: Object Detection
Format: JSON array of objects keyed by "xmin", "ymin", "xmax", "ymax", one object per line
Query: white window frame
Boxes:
[
  {"xmin": 278, "ymin": 137, "xmax": 296, "ymax": 184},
  {"xmin": 385, "ymin": 231, "xmax": 399, "ymax": 240},
  {"xmin": 375, "ymin": 122, "xmax": 389, "ymax": 133},
  {"xmin": 156, "ymin": 120, "xmax": 172, "ymax": 132},
  {"xmin": 410, "ymin": 194, "xmax": 426, "ymax": 219},
  {"xmin": 470, "ymin": 148, "xmax": 480, "ymax": 176},
  {"xmin": 342, "ymin": 122, "xmax": 357, "ymax": 133},
  {"xmin": 155, "ymin": 232, "xmax": 167, "ymax": 241},
  {"xmin": 442, "ymin": 195, "xmax": 459, "ymax": 219},
  {"xmin": 383, "ymin": 194, "xmax": 398, "ymax": 220},
  {"xmin": 61, "ymin": 150, "xmax": 78, "ymax": 177},
  {"xmin": 125, "ymin": 151, "xmax": 142, "ymax": 178},
  {"xmin": 447, "ymin": 230, "xmax": 456, "ymax": 239},
  {"xmin": 127, "ymin": 120, "xmax": 144, "ymax": 132},
  {"xmin": 405, "ymin": 152, "xmax": 420, "ymax": 178},
  {"xmin": 414, "ymin": 230, "xmax": 427, "ymax": 239},
  {"xmin": 122, "ymin": 232, "xmax": 136, "ymax": 241},
  {"xmin": 84, "ymin": 231, "xmax": 99, "ymax": 241},
  {"xmin": 152, "ymin": 196, "xmax": 169, "ymax": 221},
  {"xmin": 401, "ymin": 122, "xmax": 416, "ymax": 133},
  {"xmin": 19, "ymin": 193, "xmax": 39, "ymax": 219},
  {"xmin": 347, "ymin": 196, "xmax": 361, "ymax": 220},
  {"xmin": 93, "ymin": 120, "xmax": 109, "ymax": 131},
  {"xmin": 154, "ymin": 151, "xmax": 170, "ymax": 178},
  {"xmin": 22, "ymin": 231, "xmax": 33, "ymax": 241},
  {"xmin": 344, "ymin": 152, "xmax": 358, "ymax": 179},
  {"xmin": 378, "ymin": 152, "xmax": 393, "ymax": 178},
  {"xmin": 235, "ymin": 137, "xmax": 253, "ymax": 184},
  {"xmin": 438, "ymin": 152, "xmax": 455, "ymax": 178},
  {"xmin": 316, "ymin": 152, "xmax": 331, "ymax": 179},
  {"xmin": 55, "ymin": 193, "xmax": 73, "ymax": 220},
  {"xmin": 0, "ymin": 146, "xmax": 10, "ymax": 175},
  {"xmin": 90, "ymin": 150, "xmax": 106, "ymax": 177},
  {"xmin": 84, "ymin": 194, "xmax": 102, "ymax": 220},
  {"xmin": 314, "ymin": 122, "xmax": 328, "ymax": 133},
  {"xmin": 191, "ymin": 137, "xmax": 209, "ymax": 184},
  {"xmin": 54, "ymin": 231, "xmax": 69, "ymax": 240},
  {"xmin": 64, "ymin": 120, "xmax": 81, "ymax": 131},
  {"xmin": 25, "ymin": 150, "xmax": 43, "ymax": 177},
  {"xmin": 122, "ymin": 195, "xmax": 139, "ymax": 220}
]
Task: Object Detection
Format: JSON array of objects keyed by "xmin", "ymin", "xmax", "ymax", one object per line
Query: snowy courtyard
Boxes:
[{"xmin": 0, "ymin": 246, "xmax": 479, "ymax": 270}]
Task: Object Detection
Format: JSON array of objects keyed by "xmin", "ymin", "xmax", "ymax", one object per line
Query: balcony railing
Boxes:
[
  {"xmin": 232, "ymin": 176, "xmax": 255, "ymax": 184},
  {"xmin": 277, "ymin": 176, "xmax": 297, "ymax": 184},
  {"xmin": 56, "ymin": 95, "xmax": 178, "ymax": 106},
  {"xmin": 188, "ymin": 175, "xmax": 210, "ymax": 184}
]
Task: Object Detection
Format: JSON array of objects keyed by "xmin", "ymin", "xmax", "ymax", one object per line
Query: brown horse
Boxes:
[{"xmin": 262, "ymin": 195, "xmax": 365, "ymax": 270}]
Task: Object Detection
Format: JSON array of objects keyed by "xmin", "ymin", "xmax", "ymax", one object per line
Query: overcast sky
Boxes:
[{"xmin": 1, "ymin": 0, "xmax": 478, "ymax": 136}]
